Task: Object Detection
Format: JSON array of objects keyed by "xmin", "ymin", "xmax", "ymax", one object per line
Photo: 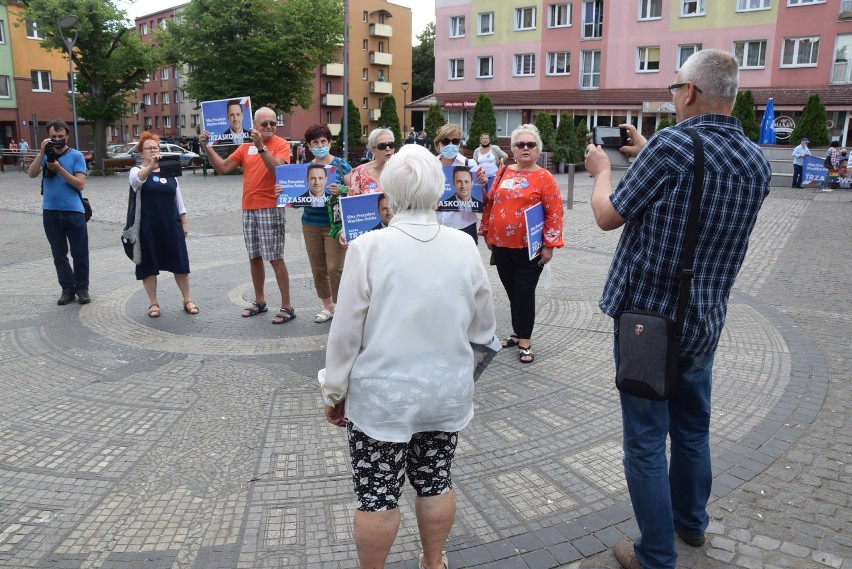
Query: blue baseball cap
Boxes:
[{"xmin": 801, "ymin": 138, "xmax": 809, "ymax": 143}]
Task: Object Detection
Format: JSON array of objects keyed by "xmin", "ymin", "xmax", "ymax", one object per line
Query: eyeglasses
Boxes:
[
  {"xmin": 374, "ymin": 142, "xmax": 395, "ymax": 150},
  {"xmin": 142, "ymin": 146, "xmax": 159, "ymax": 151},
  {"xmin": 514, "ymin": 141, "xmax": 538, "ymax": 150},
  {"xmin": 258, "ymin": 120, "xmax": 276, "ymax": 127},
  {"xmin": 440, "ymin": 138, "xmax": 461, "ymax": 146},
  {"xmin": 668, "ymin": 82, "xmax": 703, "ymax": 95}
]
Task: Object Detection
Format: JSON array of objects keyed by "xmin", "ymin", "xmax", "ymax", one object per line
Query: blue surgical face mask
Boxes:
[
  {"xmin": 440, "ymin": 144, "xmax": 459, "ymax": 160},
  {"xmin": 311, "ymin": 145, "xmax": 330, "ymax": 159}
]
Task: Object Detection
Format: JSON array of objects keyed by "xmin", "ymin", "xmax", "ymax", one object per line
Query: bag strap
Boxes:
[
  {"xmin": 674, "ymin": 128, "xmax": 705, "ymax": 341},
  {"xmin": 491, "ymin": 165, "xmax": 508, "ymax": 193}
]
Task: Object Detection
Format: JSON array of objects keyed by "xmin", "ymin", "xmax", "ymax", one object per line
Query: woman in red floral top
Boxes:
[{"xmin": 479, "ymin": 124, "xmax": 564, "ymax": 363}]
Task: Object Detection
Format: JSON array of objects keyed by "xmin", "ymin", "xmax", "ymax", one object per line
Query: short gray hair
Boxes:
[
  {"xmin": 254, "ymin": 106, "xmax": 276, "ymax": 120},
  {"xmin": 367, "ymin": 128, "xmax": 394, "ymax": 148},
  {"xmin": 679, "ymin": 49, "xmax": 739, "ymax": 105},
  {"xmin": 379, "ymin": 144, "xmax": 444, "ymax": 213},
  {"xmin": 510, "ymin": 124, "xmax": 543, "ymax": 149}
]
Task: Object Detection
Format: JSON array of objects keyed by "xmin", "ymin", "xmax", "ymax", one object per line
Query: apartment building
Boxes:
[{"xmin": 424, "ymin": 0, "xmax": 852, "ymax": 144}]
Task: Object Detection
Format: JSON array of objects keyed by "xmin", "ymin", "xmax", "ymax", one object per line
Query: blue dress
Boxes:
[{"xmin": 135, "ymin": 173, "xmax": 190, "ymax": 280}]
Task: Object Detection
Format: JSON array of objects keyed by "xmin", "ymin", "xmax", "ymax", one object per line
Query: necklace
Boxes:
[{"xmin": 391, "ymin": 224, "xmax": 441, "ymax": 242}]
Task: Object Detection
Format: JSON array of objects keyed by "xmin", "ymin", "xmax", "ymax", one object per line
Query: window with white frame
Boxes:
[
  {"xmin": 174, "ymin": 67, "xmax": 181, "ymax": 78},
  {"xmin": 0, "ymin": 21, "xmax": 6, "ymax": 44},
  {"xmin": 582, "ymin": 0, "xmax": 603, "ymax": 39},
  {"xmin": 477, "ymin": 56, "xmax": 494, "ymax": 78},
  {"xmin": 514, "ymin": 53, "xmax": 536, "ymax": 76},
  {"xmin": 782, "ymin": 36, "xmax": 819, "ymax": 66},
  {"xmin": 26, "ymin": 19, "xmax": 44, "ymax": 40},
  {"xmin": 681, "ymin": 0, "xmax": 706, "ymax": 16},
  {"xmin": 190, "ymin": 114, "xmax": 198, "ymax": 127},
  {"xmin": 173, "ymin": 90, "xmax": 179, "ymax": 103},
  {"xmin": 326, "ymin": 111, "xmax": 333, "ymax": 124},
  {"xmin": 133, "ymin": 125, "xmax": 140, "ymax": 137},
  {"xmin": 548, "ymin": 4, "xmax": 571, "ymax": 27},
  {"xmin": 449, "ymin": 58, "xmax": 465, "ymax": 80},
  {"xmin": 362, "ymin": 39, "xmax": 368, "ymax": 51},
  {"xmin": 66, "ymin": 72, "xmax": 79, "ymax": 93},
  {"xmin": 831, "ymin": 35, "xmax": 852, "ymax": 84},
  {"xmin": 362, "ymin": 68, "xmax": 368, "ymax": 80},
  {"xmin": 677, "ymin": 44, "xmax": 702, "ymax": 69},
  {"xmin": 161, "ymin": 68, "xmax": 168, "ymax": 80},
  {"xmin": 478, "ymin": 12, "xmax": 494, "ymax": 35},
  {"xmin": 139, "ymin": 22, "xmax": 148, "ymax": 35},
  {"xmin": 580, "ymin": 50, "xmax": 601, "ymax": 89},
  {"xmin": 639, "ymin": 0, "xmax": 663, "ymax": 19},
  {"xmin": 180, "ymin": 89, "xmax": 187, "ymax": 101},
  {"xmin": 143, "ymin": 93, "xmax": 151, "ymax": 105},
  {"xmin": 547, "ymin": 51, "xmax": 571, "ymax": 75},
  {"xmin": 163, "ymin": 115, "xmax": 172, "ymax": 128},
  {"xmin": 31, "ymin": 70, "xmax": 51, "ymax": 92},
  {"xmin": 787, "ymin": 0, "xmax": 825, "ymax": 4},
  {"xmin": 144, "ymin": 117, "xmax": 152, "ymax": 129},
  {"xmin": 637, "ymin": 46, "xmax": 661, "ymax": 72},
  {"xmin": 131, "ymin": 103, "xmax": 139, "ymax": 114},
  {"xmin": 0, "ymin": 75, "xmax": 10, "ymax": 98},
  {"xmin": 362, "ymin": 126, "xmax": 369, "ymax": 137},
  {"xmin": 450, "ymin": 16, "xmax": 465, "ymax": 38},
  {"xmin": 734, "ymin": 40, "xmax": 767, "ymax": 68},
  {"xmin": 363, "ymin": 10, "xmax": 368, "ymax": 22},
  {"xmin": 154, "ymin": 116, "xmax": 159, "ymax": 129},
  {"xmin": 180, "ymin": 115, "xmax": 186, "ymax": 127},
  {"xmin": 153, "ymin": 92, "xmax": 159, "ymax": 104},
  {"xmin": 515, "ymin": 7, "xmax": 536, "ymax": 31},
  {"xmin": 163, "ymin": 92, "xmax": 170, "ymax": 104},
  {"xmin": 737, "ymin": 0, "xmax": 771, "ymax": 11}
]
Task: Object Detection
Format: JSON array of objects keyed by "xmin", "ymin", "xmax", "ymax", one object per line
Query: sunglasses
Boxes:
[
  {"xmin": 258, "ymin": 120, "xmax": 277, "ymax": 127},
  {"xmin": 374, "ymin": 142, "xmax": 395, "ymax": 150},
  {"xmin": 514, "ymin": 141, "xmax": 538, "ymax": 150},
  {"xmin": 440, "ymin": 138, "xmax": 461, "ymax": 146}
]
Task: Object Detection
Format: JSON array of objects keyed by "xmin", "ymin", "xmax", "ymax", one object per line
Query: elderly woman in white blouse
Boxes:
[{"xmin": 319, "ymin": 143, "xmax": 499, "ymax": 569}]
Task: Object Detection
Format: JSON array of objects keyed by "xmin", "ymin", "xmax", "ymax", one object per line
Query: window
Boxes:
[
  {"xmin": 677, "ymin": 44, "xmax": 702, "ymax": 69},
  {"xmin": 515, "ymin": 7, "xmax": 536, "ymax": 31},
  {"xmin": 582, "ymin": 1, "xmax": 603, "ymax": 39},
  {"xmin": 26, "ymin": 19, "xmax": 44, "ymax": 40},
  {"xmin": 548, "ymin": 4, "xmax": 571, "ymax": 27},
  {"xmin": 478, "ymin": 12, "xmax": 494, "ymax": 35},
  {"xmin": 513, "ymin": 53, "xmax": 536, "ymax": 76},
  {"xmin": 143, "ymin": 93, "xmax": 151, "ymax": 105},
  {"xmin": 154, "ymin": 116, "xmax": 159, "ymax": 129},
  {"xmin": 159, "ymin": 18, "xmax": 168, "ymax": 30},
  {"xmin": 362, "ymin": 39, "xmax": 368, "ymax": 51},
  {"xmin": 180, "ymin": 115, "xmax": 186, "ymax": 128},
  {"xmin": 737, "ymin": 0, "xmax": 771, "ymax": 10},
  {"xmin": 31, "ymin": 71, "xmax": 51, "ymax": 92},
  {"xmin": 139, "ymin": 22, "xmax": 148, "ymax": 35},
  {"xmin": 133, "ymin": 125, "xmax": 140, "ymax": 137},
  {"xmin": 477, "ymin": 56, "xmax": 494, "ymax": 78},
  {"xmin": 782, "ymin": 37, "xmax": 819, "ymax": 66},
  {"xmin": 546, "ymin": 51, "xmax": 571, "ymax": 75},
  {"xmin": 0, "ymin": 75, "xmax": 10, "ymax": 98},
  {"xmin": 163, "ymin": 92, "xmax": 170, "ymax": 104},
  {"xmin": 362, "ymin": 68, "xmax": 368, "ymax": 80},
  {"xmin": 450, "ymin": 16, "xmax": 465, "ymax": 38},
  {"xmin": 190, "ymin": 114, "xmax": 199, "ymax": 127},
  {"xmin": 787, "ymin": 0, "xmax": 825, "ymax": 4},
  {"xmin": 637, "ymin": 46, "xmax": 660, "ymax": 71},
  {"xmin": 734, "ymin": 40, "xmax": 767, "ymax": 68},
  {"xmin": 362, "ymin": 126, "xmax": 369, "ymax": 137},
  {"xmin": 144, "ymin": 117, "xmax": 152, "ymax": 129},
  {"xmin": 173, "ymin": 90, "xmax": 179, "ymax": 103},
  {"xmin": 639, "ymin": 0, "xmax": 663, "ymax": 19},
  {"xmin": 161, "ymin": 68, "xmax": 168, "ymax": 80},
  {"xmin": 66, "ymin": 72, "xmax": 79, "ymax": 93},
  {"xmin": 163, "ymin": 116, "xmax": 172, "ymax": 128},
  {"xmin": 153, "ymin": 92, "xmax": 159, "ymax": 104},
  {"xmin": 326, "ymin": 111, "xmax": 333, "ymax": 124},
  {"xmin": 131, "ymin": 103, "xmax": 139, "ymax": 114},
  {"xmin": 580, "ymin": 50, "xmax": 601, "ymax": 89},
  {"xmin": 681, "ymin": 0, "xmax": 706, "ymax": 16},
  {"xmin": 174, "ymin": 67, "xmax": 181, "ymax": 79},
  {"xmin": 363, "ymin": 10, "xmax": 368, "ymax": 22},
  {"xmin": 362, "ymin": 97, "xmax": 369, "ymax": 108},
  {"xmin": 378, "ymin": 41, "xmax": 385, "ymax": 52},
  {"xmin": 0, "ymin": 20, "xmax": 6, "ymax": 43},
  {"xmin": 831, "ymin": 35, "xmax": 852, "ymax": 84},
  {"xmin": 449, "ymin": 59, "xmax": 465, "ymax": 80}
]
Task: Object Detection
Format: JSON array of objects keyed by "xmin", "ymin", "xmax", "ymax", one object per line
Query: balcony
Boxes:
[
  {"xmin": 830, "ymin": 60, "xmax": 851, "ymax": 84},
  {"xmin": 370, "ymin": 51, "xmax": 393, "ymax": 66},
  {"xmin": 322, "ymin": 94, "xmax": 344, "ymax": 107},
  {"xmin": 329, "ymin": 123, "xmax": 341, "ymax": 136},
  {"xmin": 369, "ymin": 81, "xmax": 393, "ymax": 94},
  {"xmin": 369, "ymin": 108, "xmax": 381, "ymax": 122},
  {"xmin": 322, "ymin": 63, "xmax": 344, "ymax": 76},
  {"xmin": 370, "ymin": 23, "xmax": 393, "ymax": 37}
]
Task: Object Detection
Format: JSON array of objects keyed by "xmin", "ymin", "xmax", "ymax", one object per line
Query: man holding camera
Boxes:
[{"xmin": 27, "ymin": 119, "xmax": 90, "ymax": 305}]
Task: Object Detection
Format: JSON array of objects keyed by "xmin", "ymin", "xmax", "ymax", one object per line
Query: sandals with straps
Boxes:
[
  {"xmin": 183, "ymin": 300, "xmax": 200, "ymax": 315},
  {"xmin": 148, "ymin": 304, "xmax": 160, "ymax": 318},
  {"xmin": 242, "ymin": 300, "xmax": 268, "ymax": 318},
  {"xmin": 519, "ymin": 346, "xmax": 534, "ymax": 364},
  {"xmin": 271, "ymin": 306, "xmax": 296, "ymax": 324}
]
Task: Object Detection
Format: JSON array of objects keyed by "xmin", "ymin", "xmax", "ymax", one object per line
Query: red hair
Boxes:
[{"xmin": 136, "ymin": 132, "xmax": 160, "ymax": 153}]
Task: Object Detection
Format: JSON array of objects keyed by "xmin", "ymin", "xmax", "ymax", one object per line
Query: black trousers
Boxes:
[{"xmin": 492, "ymin": 246, "xmax": 543, "ymax": 339}]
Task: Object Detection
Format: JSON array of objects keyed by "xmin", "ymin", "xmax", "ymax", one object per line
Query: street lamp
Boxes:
[
  {"xmin": 401, "ymin": 80, "xmax": 409, "ymax": 136},
  {"xmin": 57, "ymin": 15, "xmax": 79, "ymax": 146}
]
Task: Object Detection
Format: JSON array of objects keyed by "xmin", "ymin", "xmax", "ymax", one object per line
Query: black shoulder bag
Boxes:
[{"xmin": 615, "ymin": 128, "xmax": 704, "ymax": 401}]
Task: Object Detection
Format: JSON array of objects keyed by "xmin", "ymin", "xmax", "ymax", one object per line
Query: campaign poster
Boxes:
[
  {"xmin": 524, "ymin": 202, "xmax": 544, "ymax": 260},
  {"xmin": 436, "ymin": 165, "xmax": 484, "ymax": 212},
  {"xmin": 275, "ymin": 164, "xmax": 336, "ymax": 207},
  {"xmin": 340, "ymin": 193, "xmax": 388, "ymax": 242},
  {"xmin": 201, "ymin": 97, "xmax": 253, "ymax": 145},
  {"xmin": 802, "ymin": 156, "xmax": 828, "ymax": 187}
]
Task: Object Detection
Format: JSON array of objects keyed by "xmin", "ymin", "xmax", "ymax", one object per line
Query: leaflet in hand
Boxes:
[
  {"xmin": 201, "ymin": 97, "xmax": 253, "ymax": 145},
  {"xmin": 339, "ymin": 193, "xmax": 388, "ymax": 242},
  {"xmin": 524, "ymin": 202, "xmax": 545, "ymax": 260},
  {"xmin": 436, "ymin": 165, "xmax": 484, "ymax": 212},
  {"xmin": 275, "ymin": 164, "xmax": 336, "ymax": 207}
]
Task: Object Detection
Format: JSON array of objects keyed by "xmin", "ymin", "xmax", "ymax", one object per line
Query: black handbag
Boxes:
[
  {"xmin": 121, "ymin": 184, "xmax": 142, "ymax": 264},
  {"xmin": 615, "ymin": 128, "xmax": 704, "ymax": 401},
  {"xmin": 823, "ymin": 152, "xmax": 834, "ymax": 169}
]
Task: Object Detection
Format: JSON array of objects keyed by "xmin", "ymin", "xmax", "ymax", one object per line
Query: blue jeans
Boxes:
[
  {"xmin": 43, "ymin": 209, "xmax": 89, "ymax": 291},
  {"xmin": 615, "ymin": 338, "xmax": 714, "ymax": 568}
]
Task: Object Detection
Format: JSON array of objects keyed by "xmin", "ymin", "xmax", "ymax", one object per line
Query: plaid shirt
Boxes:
[{"xmin": 600, "ymin": 114, "xmax": 770, "ymax": 355}]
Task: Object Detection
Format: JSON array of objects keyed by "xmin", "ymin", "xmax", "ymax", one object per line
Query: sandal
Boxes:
[
  {"xmin": 418, "ymin": 551, "xmax": 448, "ymax": 569},
  {"xmin": 241, "ymin": 300, "xmax": 268, "ymax": 318},
  {"xmin": 271, "ymin": 306, "xmax": 296, "ymax": 324},
  {"xmin": 519, "ymin": 346, "xmax": 534, "ymax": 364},
  {"xmin": 314, "ymin": 308, "xmax": 334, "ymax": 323},
  {"xmin": 501, "ymin": 334, "xmax": 520, "ymax": 348},
  {"xmin": 183, "ymin": 300, "xmax": 200, "ymax": 315},
  {"xmin": 148, "ymin": 304, "xmax": 160, "ymax": 318}
]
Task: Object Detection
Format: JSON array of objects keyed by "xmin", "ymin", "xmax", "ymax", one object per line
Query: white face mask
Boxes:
[{"xmin": 440, "ymin": 145, "xmax": 459, "ymax": 160}]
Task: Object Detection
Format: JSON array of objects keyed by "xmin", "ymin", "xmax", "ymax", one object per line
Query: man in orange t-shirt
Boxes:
[{"xmin": 200, "ymin": 107, "xmax": 296, "ymax": 324}]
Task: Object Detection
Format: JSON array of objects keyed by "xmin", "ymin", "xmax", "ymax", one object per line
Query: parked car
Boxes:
[
  {"xmin": 82, "ymin": 150, "xmax": 93, "ymax": 170},
  {"xmin": 111, "ymin": 143, "xmax": 201, "ymax": 168}
]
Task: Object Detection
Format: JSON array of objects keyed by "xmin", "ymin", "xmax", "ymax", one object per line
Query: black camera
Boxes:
[{"xmin": 45, "ymin": 143, "xmax": 58, "ymax": 163}]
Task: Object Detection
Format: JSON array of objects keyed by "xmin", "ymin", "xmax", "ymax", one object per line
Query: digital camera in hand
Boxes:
[{"xmin": 45, "ymin": 143, "xmax": 58, "ymax": 163}]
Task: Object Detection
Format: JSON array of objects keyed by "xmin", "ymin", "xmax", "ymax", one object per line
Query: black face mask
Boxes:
[
  {"xmin": 51, "ymin": 138, "xmax": 67, "ymax": 150},
  {"xmin": 481, "ymin": 142, "xmax": 490, "ymax": 147}
]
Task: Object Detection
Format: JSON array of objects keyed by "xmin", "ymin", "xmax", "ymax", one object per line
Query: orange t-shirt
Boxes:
[{"xmin": 228, "ymin": 136, "xmax": 291, "ymax": 210}]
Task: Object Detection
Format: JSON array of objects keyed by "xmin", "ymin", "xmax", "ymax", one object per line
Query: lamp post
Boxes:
[
  {"xmin": 57, "ymin": 15, "xmax": 79, "ymax": 146},
  {"xmin": 400, "ymin": 80, "xmax": 409, "ymax": 136}
]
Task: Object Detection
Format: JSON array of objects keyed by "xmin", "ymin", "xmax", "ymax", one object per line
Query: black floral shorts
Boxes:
[{"xmin": 347, "ymin": 422, "xmax": 458, "ymax": 512}]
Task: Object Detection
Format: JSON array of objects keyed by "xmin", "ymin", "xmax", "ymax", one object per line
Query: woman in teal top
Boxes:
[{"xmin": 301, "ymin": 124, "xmax": 352, "ymax": 323}]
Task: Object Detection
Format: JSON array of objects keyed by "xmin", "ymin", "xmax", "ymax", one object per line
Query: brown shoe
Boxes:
[
  {"xmin": 614, "ymin": 539, "xmax": 643, "ymax": 569},
  {"xmin": 675, "ymin": 526, "xmax": 706, "ymax": 547}
]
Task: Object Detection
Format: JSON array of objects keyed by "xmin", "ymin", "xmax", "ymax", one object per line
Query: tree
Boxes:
[
  {"xmin": 425, "ymin": 104, "xmax": 445, "ymax": 143},
  {"xmin": 656, "ymin": 117, "xmax": 675, "ymax": 131},
  {"xmin": 575, "ymin": 120, "xmax": 589, "ymax": 148},
  {"xmin": 21, "ymin": 0, "xmax": 159, "ymax": 169},
  {"xmin": 732, "ymin": 90, "xmax": 759, "ymax": 141},
  {"xmin": 466, "ymin": 94, "xmax": 497, "ymax": 150},
  {"xmin": 534, "ymin": 112, "xmax": 556, "ymax": 152},
  {"xmin": 411, "ymin": 22, "xmax": 435, "ymax": 100},
  {"xmin": 553, "ymin": 113, "xmax": 582, "ymax": 167},
  {"xmin": 377, "ymin": 95, "xmax": 401, "ymax": 146},
  {"xmin": 162, "ymin": 0, "xmax": 343, "ymax": 113},
  {"xmin": 790, "ymin": 94, "xmax": 830, "ymax": 146},
  {"xmin": 342, "ymin": 99, "xmax": 363, "ymax": 148}
]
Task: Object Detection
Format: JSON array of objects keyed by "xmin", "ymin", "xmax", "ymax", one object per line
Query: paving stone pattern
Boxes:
[{"xmin": 0, "ymin": 168, "xmax": 848, "ymax": 569}]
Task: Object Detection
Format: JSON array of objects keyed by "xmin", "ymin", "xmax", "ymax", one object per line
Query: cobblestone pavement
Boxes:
[{"xmin": 0, "ymin": 166, "xmax": 848, "ymax": 569}]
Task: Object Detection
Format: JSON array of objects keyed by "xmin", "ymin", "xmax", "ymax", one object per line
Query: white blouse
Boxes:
[
  {"xmin": 129, "ymin": 167, "xmax": 187, "ymax": 215},
  {"xmin": 318, "ymin": 210, "xmax": 499, "ymax": 442}
]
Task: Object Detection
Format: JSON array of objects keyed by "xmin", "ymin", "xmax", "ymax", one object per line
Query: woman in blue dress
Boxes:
[{"xmin": 129, "ymin": 132, "xmax": 197, "ymax": 317}]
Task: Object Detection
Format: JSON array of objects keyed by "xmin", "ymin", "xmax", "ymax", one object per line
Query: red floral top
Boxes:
[
  {"xmin": 479, "ymin": 167, "xmax": 564, "ymax": 249},
  {"xmin": 349, "ymin": 164, "xmax": 383, "ymax": 195}
]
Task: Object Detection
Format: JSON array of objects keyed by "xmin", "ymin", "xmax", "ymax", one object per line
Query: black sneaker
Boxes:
[
  {"xmin": 58, "ymin": 288, "xmax": 76, "ymax": 305},
  {"xmin": 76, "ymin": 289, "xmax": 91, "ymax": 305}
]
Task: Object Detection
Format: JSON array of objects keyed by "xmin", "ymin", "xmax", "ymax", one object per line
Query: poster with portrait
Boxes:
[
  {"xmin": 201, "ymin": 97, "xmax": 253, "ymax": 145},
  {"xmin": 524, "ymin": 202, "xmax": 544, "ymax": 260},
  {"xmin": 802, "ymin": 156, "xmax": 828, "ymax": 187},
  {"xmin": 436, "ymin": 165, "xmax": 484, "ymax": 212},
  {"xmin": 339, "ymin": 193, "xmax": 388, "ymax": 242},
  {"xmin": 275, "ymin": 164, "xmax": 336, "ymax": 207}
]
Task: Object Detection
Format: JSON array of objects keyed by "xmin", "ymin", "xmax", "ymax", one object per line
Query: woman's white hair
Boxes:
[
  {"xmin": 379, "ymin": 144, "xmax": 444, "ymax": 213},
  {"xmin": 367, "ymin": 128, "xmax": 394, "ymax": 148},
  {"xmin": 510, "ymin": 123, "xmax": 543, "ymax": 149}
]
